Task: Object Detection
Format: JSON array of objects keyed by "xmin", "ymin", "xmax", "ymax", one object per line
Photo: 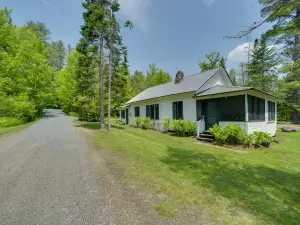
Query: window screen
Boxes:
[
  {"xmin": 268, "ymin": 101, "xmax": 275, "ymax": 121},
  {"xmin": 219, "ymin": 95, "xmax": 245, "ymax": 121},
  {"xmin": 173, "ymin": 101, "xmax": 183, "ymax": 120},
  {"xmin": 134, "ymin": 107, "xmax": 140, "ymax": 117},
  {"xmin": 146, "ymin": 104, "xmax": 159, "ymax": 120},
  {"xmin": 248, "ymin": 95, "xmax": 265, "ymax": 121},
  {"xmin": 121, "ymin": 110, "xmax": 126, "ymax": 119}
]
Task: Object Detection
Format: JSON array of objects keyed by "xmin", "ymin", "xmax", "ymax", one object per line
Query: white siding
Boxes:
[
  {"xmin": 266, "ymin": 122, "xmax": 277, "ymax": 136},
  {"xmin": 219, "ymin": 121, "xmax": 247, "ymax": 130},
  {"xmin": 247, "ymin": 122, "xmax": 266, "ymax": 133},
  {"xmin": 128, "ymin": 92, "xmax": 197, "ymax": 125}
]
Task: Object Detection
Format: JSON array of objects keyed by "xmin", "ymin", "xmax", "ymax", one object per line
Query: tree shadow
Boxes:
[{"xmin": 161, "ymin": 147, "xmax": 300, "ymax": 224}]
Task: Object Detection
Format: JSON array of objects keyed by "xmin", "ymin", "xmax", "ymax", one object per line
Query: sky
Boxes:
[{"xmin": 0, "ymin": 0, "xmax": 273, "ymax": 77}]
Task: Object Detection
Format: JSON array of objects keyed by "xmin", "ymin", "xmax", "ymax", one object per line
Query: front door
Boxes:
[
  {"xmin": 204, "ymin": 100, "xmax": 219, "ymax": 130},
  {"xmin": 126, "ymin": 109, "xmax": 129, "ymax": 125}
]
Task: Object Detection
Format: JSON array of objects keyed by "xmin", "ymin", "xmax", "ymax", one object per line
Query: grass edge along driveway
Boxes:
[
  {"xmin": 0, "ymin": 122, "xmax": 36, "ymax": 137},
  {"xmin": 79, "ymin": 122, "xmax": 300, "ymax": 225}
]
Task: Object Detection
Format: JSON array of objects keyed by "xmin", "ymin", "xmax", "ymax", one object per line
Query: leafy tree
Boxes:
[
  {"xmin": 151, "ymin": 70, "xmax": 172, "ymax": 86},
  {"xmin": 49, "ymin": 40, "xmax": 66, "ymax": 71},
  {"xmin": 57, "ymin": 50, "xmax": 79, "ymax": 114},
  {"xmin": 131, "ymin": 71, "xmax": 146, "ymax": 93},
  {"xmin": 25, "ymin": 21, "xmax": 51, "ymax": 45},
  {"xmin": 199, "ymin": 52, "xmax": 226, "ymax": 72},
  {"xmin": 146, "ymin": 64, "xmax": 159, "ymax": 87},
  {"xmin": 246, "ymin": 34, "xmax": 280, "ymax": 92},
  {"xmin": 228, "ymin": 68, "xmax": 238, "ymax": 86}
]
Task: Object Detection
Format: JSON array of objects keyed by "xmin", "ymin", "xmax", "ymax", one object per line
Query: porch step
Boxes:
[
  {"xmin": 197, "ymin": 131, "xmax": 215, "ymax": 143},
  {"xmin": 197, "ymin": 137, "xmax": 214, "ymax": 142}
]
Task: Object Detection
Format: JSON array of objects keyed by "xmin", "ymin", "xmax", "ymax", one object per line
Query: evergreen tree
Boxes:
[
  {"xmin": 228, "ymin": 68, "xmax": 238, "ymax": 86},
  {"xmin": 246, "ymin": 34, "xmax": 280, "ymax": 93}
]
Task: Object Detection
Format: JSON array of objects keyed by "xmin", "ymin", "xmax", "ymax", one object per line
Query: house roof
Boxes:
[
  {"xmin": 126, "ymin": 68, "xmax": 220, "ymax": 104},
  {"xmin": 196, "ymin": 85, "xmax": 252, "ymax": 97}
]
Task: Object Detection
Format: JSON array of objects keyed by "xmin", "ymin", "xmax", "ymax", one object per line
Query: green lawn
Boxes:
[
  {"xmin": 0, "ymin": 122, "xmax": 35, "ymax": 137},
  {"xmin": 80, "ymin": 122, "xmax": 300, "ymax": 225}
]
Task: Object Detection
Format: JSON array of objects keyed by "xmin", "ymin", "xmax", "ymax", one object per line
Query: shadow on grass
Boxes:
[
  {"xmin": 75, "ymin": 122, "xmax": 125, "ymax": 130},
  {"xmin": 161, "ymin": 147, "xmax": 300, "ymax": 225}
]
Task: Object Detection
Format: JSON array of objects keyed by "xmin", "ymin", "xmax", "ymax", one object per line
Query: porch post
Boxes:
[{"xmin": 245, "ymin": 94, "xmax": 248, "ymax": 122}]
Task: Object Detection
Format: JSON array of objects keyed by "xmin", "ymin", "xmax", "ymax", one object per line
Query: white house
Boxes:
[{"xmin": 120, "ymin": 68, "xmax": 280, "ymax": 137}]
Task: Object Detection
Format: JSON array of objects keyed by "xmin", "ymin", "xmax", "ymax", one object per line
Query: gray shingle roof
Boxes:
[
  {"xmin": 126, "ymin": 68, "xmax": 220, "ymax": 104},
  {"xmin": 196, "ymin": 85, "xmax": 252, "ymax": 97}
]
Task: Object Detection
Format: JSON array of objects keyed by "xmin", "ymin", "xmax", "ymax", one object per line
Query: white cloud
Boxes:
[
  {"xmin": 227, "ymin": 42, "xmax": 254, "ymax": 63},
  {"xmin": 203, "ymin": 0, "xmax": 216, "ymax": 5},
  {"xmin": 119, "ymin": 0, "xmax": 151, "ymax": 31}
]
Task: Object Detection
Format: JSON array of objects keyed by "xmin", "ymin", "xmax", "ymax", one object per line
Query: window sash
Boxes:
[{"xmin": 248, "ymin": 95, "xmax": 265, "ymax": 121}]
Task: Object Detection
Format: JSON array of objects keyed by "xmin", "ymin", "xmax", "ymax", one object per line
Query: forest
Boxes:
[{"xmin": 0, "ymin": 0, "xmax": 299, "ymax": 128}]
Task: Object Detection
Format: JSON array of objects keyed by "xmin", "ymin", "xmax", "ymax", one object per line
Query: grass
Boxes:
[
  {"xmin": 80, "ymin": 122, "xmax": 300, "ymax": 225},
  {"xmin": 0, "ymin": 122, "xmax": 35, "ymax": 137}
]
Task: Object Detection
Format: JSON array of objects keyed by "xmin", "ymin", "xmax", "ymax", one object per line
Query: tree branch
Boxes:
[{"xmin": 223, "ymin": 3, "xmax": 288, "ymax": 39}]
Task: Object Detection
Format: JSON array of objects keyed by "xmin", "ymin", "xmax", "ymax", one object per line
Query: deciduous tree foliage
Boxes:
[
  {"xmin": 199, "ymin": 52, "xmax": 226, "ymax": 72},
  {"xmin": 0, "ymin": 8, "xmax": 55, "ymax": 123}
]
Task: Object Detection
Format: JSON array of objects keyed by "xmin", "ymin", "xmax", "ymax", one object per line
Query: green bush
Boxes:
[
  {"xmin": 210, "ymin": 124, "xmax": 273, "ymax": 148},
  {"xmin": 68, "ymin": 112, "xmax": 78, "ymax": 117},
  {"xmin": 116, "ymin": 120, "xmax": 125, "ymax": 125},
  {"xmin": 252, "ymin": 131, "xmax": 272, "ymax": 147},
  {"xmin": 140, "ymin": 117, "xmax": 152, "ymax": 129},
  {"xmin": 210, "ymin": 124, "xmax": 246, "ymax": 145},
  {"xmin": 184, "ymin": 120, "xmax": 197, "ymax": 136},
  {"xmin": 135, "ymin": 117, "xmax": 141, "ymax": 128},
  {"xmin": 171, "ymin": 119, "xmax": 185, "ymax": 136},
  {"xmin": 0, "ymin": 117, "xmax": 23, "ymax": 128},
  {"xmin": 163, "ymin": 117, "xmax": 171, "ymax": 133}
]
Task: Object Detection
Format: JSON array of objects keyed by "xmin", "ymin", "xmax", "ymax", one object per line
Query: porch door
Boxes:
[
  {"xmin": 204, "ymin": 100, "xmax": 219, "ymax": 130},
  {"xmin": 126, "ymin": 109, "xmax": 129, "ymax": 125}
]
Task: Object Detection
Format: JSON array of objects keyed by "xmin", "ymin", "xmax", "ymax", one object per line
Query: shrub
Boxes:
[
  {"xmin": 163, "ymin": 117, "xmax": 171, "ymax": 133},
  {"xmin": 252, "ymin": 131, "xmax": 272, "ymax": 147},
  {"xmin": 184, "ymin": 120, "xmax": 197, "ymax": 136},
  {"xmin": 140, "ymin": 117, "xmax": 152, "ymax": 129},
  {"xmin": 68, "ymin": 112, "xmax": 78, "ymax": 117},
  {"xmin": 0, "ymin": 117, "xmax": 23, "ymax": 128},
  {"xmin": 171, "ymin": 119, "xmax": 185, "ymax": 136},
  {"xmin": 244, "ymin": 134, "xmax": 254, "ymax": 147},
  {"xmin": 135, "ymin": 117, "xmax": 141, "ymax": 128},
  {"xmin": 116, "ymin": 120, "xmax": 125, "ymax": 125},
  {"xmin": 209, "ymin": 124, "xmax": 228, "ymax": 144}
]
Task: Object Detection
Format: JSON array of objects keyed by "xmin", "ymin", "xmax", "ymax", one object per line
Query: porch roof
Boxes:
[
  {"xmin": 196, "ymin": 85, "xmax": 251, "ymax": 97},
  {"xmin": 195, "ymin": 85, "xmax": 281, "ymax": 101}
]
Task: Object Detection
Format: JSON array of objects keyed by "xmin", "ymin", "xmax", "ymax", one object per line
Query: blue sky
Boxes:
[{"xmin": 1, "ymin": 0, "xmax": 272, "ymax": 77}]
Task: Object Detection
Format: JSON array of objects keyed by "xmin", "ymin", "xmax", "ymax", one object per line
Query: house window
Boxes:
[
  {"xmin": 219, "ymin": 95, "xmax": 245, "ymax": 121},
  {"xmin": 121, "ymin": 110, "xmax": 126, "ymax": 119},
  {"xmin": 248, "ymin": 95, "xmax": 265, "ymax": 121},
  {"xmin": 134, "ymin": 107, "xmax": 140, "ymax": 117},
  {"xmin": 268, "ymin": 101, "xmax": 275, "ymax": 121},
  {"xmin": 173, "ymin": 101, "xmax": 183, "ymax": 120},
  {"xmin": 146, "ymin": 104, "xmax": 159, "ymax": 120}
]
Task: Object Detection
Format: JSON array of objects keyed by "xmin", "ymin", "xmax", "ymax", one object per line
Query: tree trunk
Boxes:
[
  {"xmin": 99, "ymin": 37, "xmax": 105, "ymax": 129},
  {"xmin": 291, "ymin": 7, "xmax": 300, "ymax": 124},
  {"xmin": 108, "ymin": 40, "xmax": 112, "ymax": 130}
]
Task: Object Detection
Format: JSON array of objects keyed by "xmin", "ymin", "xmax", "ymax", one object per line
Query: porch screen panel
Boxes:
[
  {"xmin": 155, "ymin": 104, "xmax": 159, "ymax": 120},
  {"xmin": 248, "ymin": 95, "xmax": 265, "ymax": 121},
  {"xmin": 146, "ymin": 105, "xmax": 150, "ymax": 117},
  {"xmin": 219, "ymin": 95, "xmax": 245, "ymax": 121},
  {"xmin": 268, "ymin": 101, "xmax": 275, "ymax": 121}
]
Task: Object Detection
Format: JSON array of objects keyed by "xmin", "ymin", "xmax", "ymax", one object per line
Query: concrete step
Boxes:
[{"xmin": 199, "ymin": 133, "xmax": 215, "ymax": 139}]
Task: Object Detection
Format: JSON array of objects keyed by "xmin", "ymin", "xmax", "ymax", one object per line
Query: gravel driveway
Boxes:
[{"xmin": 0, "ymin": 110, "xmax": 212, "ymax": 225}]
